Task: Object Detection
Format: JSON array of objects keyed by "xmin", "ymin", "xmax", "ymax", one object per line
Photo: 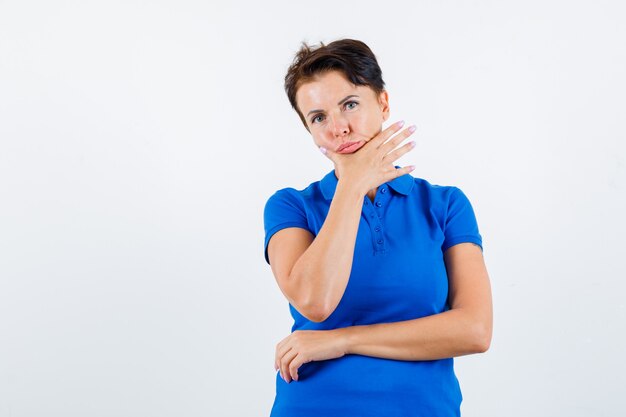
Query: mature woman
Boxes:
[{"xmin": 263, "ymin": 38, "xmax": 492, "ymax": 417}]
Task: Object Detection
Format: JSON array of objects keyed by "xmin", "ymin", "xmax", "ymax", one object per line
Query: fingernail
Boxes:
[
  {"xmin": 397, "ymin": 120, "xmax": 405, "ymax": 127},
  {"xmin": 319, "ymin": 146, "xmax": 327, "ymax": 154},
  {"xmin": 408, "ymin": 125, "xmax": 416, "ymax": 133},
  {"xmin": 408, "ymin": 165, "xmax": 416, "ymax": 171}
]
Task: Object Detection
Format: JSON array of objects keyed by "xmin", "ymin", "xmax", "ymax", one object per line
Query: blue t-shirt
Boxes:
[{"xmin": 263, "ymin": 166, "xmax": 483, "ymax": 417}]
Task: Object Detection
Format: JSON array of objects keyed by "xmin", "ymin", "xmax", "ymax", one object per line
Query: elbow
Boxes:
[
  {"xmin": 301, "ymin": 301, "xmax": 331, "ymax": 323},
  {"xmin": 288, "ymin": 273, "xmax": 333, "ymax": 323},
  {"xmin": 297, "ymin": 295, "xmax": 334, "ymax": 323},
  {"xmin": 287, "ymin": 296, "xmax": 328, "ymax": 323},
  {"xmin": 462, "ymin": 308, "xmax": 492, "ymax": 353},
  {"xmin": 306, "ymin": 312, "xmax": 328, "ymax": 323},
  {"xmin": 290, "ymin": 287, "xmax": 329, "ymax": 323},
  {"xmin": 473, "ymin": 323, "xmax": 492, "ymax": 353},
  {"xmin": 286, "ymin": 276, "xmax": 328, "ymax": 323}
]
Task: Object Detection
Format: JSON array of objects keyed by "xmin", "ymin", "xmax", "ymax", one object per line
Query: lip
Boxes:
[{"xmin": 337, "ymin": 141, "xmax": 362, "ymax": 153}]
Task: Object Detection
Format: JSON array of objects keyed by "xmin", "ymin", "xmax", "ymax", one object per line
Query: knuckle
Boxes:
[{"xmin": 382, "ymin": 128, "xmax": 395, "ymax": 141}]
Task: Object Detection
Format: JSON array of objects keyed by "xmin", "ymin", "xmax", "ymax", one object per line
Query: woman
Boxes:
[{"xmin": 263, "ymin": 38, "xmax": 492, "ymax": 416}]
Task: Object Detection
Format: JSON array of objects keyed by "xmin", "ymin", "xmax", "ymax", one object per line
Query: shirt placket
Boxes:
[{"xmin": 362, "ymin": 185, "xmax": 390, "ymax": 255}]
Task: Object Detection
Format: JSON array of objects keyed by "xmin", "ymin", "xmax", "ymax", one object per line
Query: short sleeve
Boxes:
[
  {"xmin": 263, "ymin": 188, "xmax": 311, "ymax": 265},
  {"xmin": 441, "ymin": 187, "xmax": 483, "ymax": 253}
]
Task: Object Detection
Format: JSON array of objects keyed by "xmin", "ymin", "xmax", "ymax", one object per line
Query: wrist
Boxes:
[
  {"xmin": 335, "ymin": 179, "xmax": 367, "ymax": 200},
  {"xmin": 335, "ymin": 325, "xmax": 358, "ymax": 355}
]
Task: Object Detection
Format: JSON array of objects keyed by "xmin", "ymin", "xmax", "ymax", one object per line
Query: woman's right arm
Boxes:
[
  {"xmin": 267, "ymin": 121, "xmax": 416, "ymax": 322},
  {"xmin": 268, "ymin": 181, "xmax": 364, "ymax": 323}
]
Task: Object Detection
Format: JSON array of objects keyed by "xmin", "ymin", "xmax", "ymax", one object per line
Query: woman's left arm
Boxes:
[
  {"xmin": 338, "ymin": 242, "xmax": 493, "ymax": 360},
  {"xmin": 275, "ymin": 242, "xmax": 492, "ymax": 382}
]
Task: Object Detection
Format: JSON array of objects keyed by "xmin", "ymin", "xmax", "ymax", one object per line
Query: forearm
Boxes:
[
  {"xmin": 337, "ymin": 308, "xmax": 489, "ymax": 361},
  {"xmin": 289, "ymin": 181, "xmax": 363, "ymax": 322}
]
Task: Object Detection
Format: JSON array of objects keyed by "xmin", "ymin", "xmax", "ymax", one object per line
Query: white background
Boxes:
[{"xmin": 1, "ymin": 1, "xmax": 625, "ymax": 416}]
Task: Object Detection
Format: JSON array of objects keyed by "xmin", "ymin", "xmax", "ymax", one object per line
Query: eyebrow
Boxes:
[{"xmin": 306, "ymin": 95, "xmax": 360, "ymax": 117}]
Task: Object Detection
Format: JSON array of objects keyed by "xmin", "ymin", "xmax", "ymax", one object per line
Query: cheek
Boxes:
[
  {"xmin": 350, "ymin": 112, "xmax": 378, "ymax": 137},
  {"xmin": 312, "ymin": 132, "xmax": 328, "ymax": 146}
]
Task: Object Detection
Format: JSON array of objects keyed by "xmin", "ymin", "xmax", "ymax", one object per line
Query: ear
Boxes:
[{"xmin": 378, "ymin": 90, "xmax": 390, "ymax": 122}]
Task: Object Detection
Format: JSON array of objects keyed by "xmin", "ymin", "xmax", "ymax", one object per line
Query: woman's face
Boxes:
[{"xmin": 295, "ymin": 70, "xmax": 390, "ymax": 154}]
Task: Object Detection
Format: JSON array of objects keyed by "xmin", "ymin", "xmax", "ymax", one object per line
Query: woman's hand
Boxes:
[
  {"xmin": 320, "ymin": 120, "xmax": 417, "ymax": 197},
  {"xmin": 274, "ymin": 329, "xmax": 348, "ymax": 383}
]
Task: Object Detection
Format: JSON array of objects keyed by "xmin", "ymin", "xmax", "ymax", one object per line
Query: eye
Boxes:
[
  {"xmin": 311, "ymin": 114, "xmax": 324, "ymax": 124},
  {"xmin": 345, "ymin": 101, "xmax": 359, "ymax": 110}
]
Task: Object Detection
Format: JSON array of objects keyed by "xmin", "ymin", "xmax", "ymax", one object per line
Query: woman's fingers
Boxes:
[
  {"xmin": 275, "ymin": 340, "xmax": 286, "ymax": 372},
  {"xmin": 381, "ymin": 163, "xmax": 416, "ymax": 184},
  {"xmin": 370, "ymin": 120, "xmax": 406, "ymax": 148},
  {"xmin": 382, "ymin": 137, "xmax": 417, "ymax": 165},
  {"xmin": 317, "ymin": 119, "xmax": 417, "ymax": 197},
  {"xmin": 279, "ymin": 348, "xmax": 298, "ymax": 383},
  {"xmin": 289, "ymin": 355, "xmax": 304, "ymax": 382},
  {"xmin": 380, "ymin": 124, "xmax": 416, "ymax": 155}
]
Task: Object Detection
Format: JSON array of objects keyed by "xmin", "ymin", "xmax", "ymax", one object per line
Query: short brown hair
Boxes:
[{"xmin": 284, "ymin": 38, "xmax": 386, "ymax": 129}]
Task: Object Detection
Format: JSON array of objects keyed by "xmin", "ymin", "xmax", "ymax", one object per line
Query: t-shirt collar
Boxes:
[{"xmin": 320, "ymin": 166, "xmax": 414, "ymax": 201}]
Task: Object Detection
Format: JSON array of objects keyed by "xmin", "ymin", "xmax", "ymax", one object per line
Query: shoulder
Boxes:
[
  {"xmin": 264, "ymin": 178, "xmax": 324, "ymax": 209},
  {"xmin": 413, "ymin": 179, "xmax": 482, "ymax": 252},
  {"xmin": 265, "ymin": 186, "xmax": 303, "ymax": 204},
  {"xmin": 409, "ymin": 176, "xmax": 467, "ymax": 207}
]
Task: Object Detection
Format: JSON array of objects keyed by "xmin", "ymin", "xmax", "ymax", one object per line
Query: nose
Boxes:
[{"xmin": 329, "ymin": 113, "xmax": 350, "ymax": 138}]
